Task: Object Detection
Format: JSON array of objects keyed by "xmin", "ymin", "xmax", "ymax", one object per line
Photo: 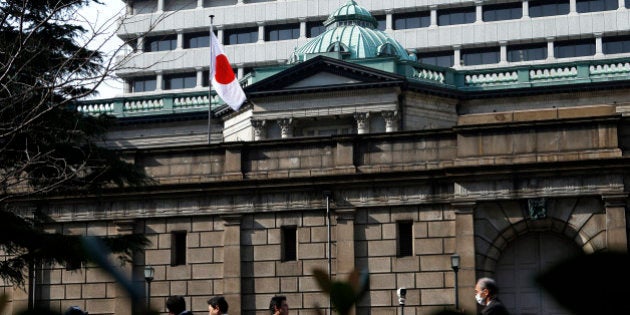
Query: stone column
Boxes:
[
  {"xmin": 453, "ymin": 45, "xmax": 462, "ymax": 69},
  {"xmin": 217, "ymin": 26, "xmax": 224, "ymax": 45},
  {"xmin": 257, "ymin": 22, "xmax": 265, "ymax": 43},
  {"xmin": 222, "ymin": 215, "xmax": 242, "ymax": 315},
  {"xmin": 354, "ymin": 113, "xmax": 370, "ymax": 134},
  {"xmin": 126, "ymin": 1, "xmax": 134, "ymax": 15},
  {"xmin": 155, "ymin": 70, "xmax": 163, "ymax": 91},
  {"xmin": 522, "ymin": 0, "xmax": 529, "ymax": 18},
  {"xmin": 123, "ymin": 80, "xmax": 132, "ymax": 94},
  {"xmin": 236, "ymin": 64, "xmax": 244, "ymax": 79},
  {"xmin": 475, "ymin": 0, "xmax": 483, "ymax": 23},
  {"xmin": 196, "ymin": 67, "xmax": 203, "ymax": 88},
  {"xmin": 299, "ymin": 18, "xmax": 307, "ymax": 39},
  {"xmin": 252, "ymin": 120, "xmax": 267, "ymax": 141},
  {"xmin": 619, "ymin": 0, "xmax": 626, "ymax": 9},
  {"xmin": 114, "ymin": 220, "xmax": 137, "ymax": 315},
  {"xmin": 382, "ymin": 111, "xmax": 399, "ymax": 132},
  {"xmin": 385, "ymin": 9, "xmax": 393, "ymax": 31},
  {"xmin": 569, "ymin": 0, "xmax": 577, "ymax": 15},
  {"xmin": 499, "ymin": 41, "xmax": 508, "ymax": 65},
  {"xmin": 197, "ymin": 0, "xmax": 203, "ymax": 8},
  {"xmin": 430, "ymin": 5, "xmax": 438, "ymax": 27},
  {"xmin": 602, "ymin": 194, "xmax": 628, "ymax": 252},
  {"xmin": 176, "ymin": 29, "xmax": 184, "ymax": 50},
  {"xmin": 594, "ymin": 32, "xmax": 604, "ymax": 57},
  {"xmin": 157, "ymin": 0, "xmax": 164, "ymax": 12},
  {"xmin": 546, "ymin": 37, "xmax": 555, "ymax": 60},
  {"xmin": 277, "ymin": 118, "xmax": 293, "ymax": 138},
  {"xmin": 452, "ymin": 202, "xmax": 476, "ymax": 314},
  {"xmin": 137, "ymin": 36, "xmax": 145, "ymax": 53}
]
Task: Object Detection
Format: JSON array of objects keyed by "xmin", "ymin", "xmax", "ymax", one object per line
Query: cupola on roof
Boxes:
[{"xmin": 289, "ymin": 0, "xmax": 415, "ymax": 63}]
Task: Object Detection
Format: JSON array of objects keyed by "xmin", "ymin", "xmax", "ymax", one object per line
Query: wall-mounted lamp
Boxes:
[
  {"xmin": 144, "ymin": 265, "xmax": 155, "ymax": 310},
  {"xmin": 451, "ymin": 254, "xmax": 460, "ymax": 310}
]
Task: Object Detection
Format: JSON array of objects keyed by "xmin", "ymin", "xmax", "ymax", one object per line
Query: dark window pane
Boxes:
[
  {"xmin": 307, "ymin": 21, "xmax": 326, "ymax": 37},
  {"xmin": 507, "ymin": 43, "xmax": 547, "ymax": 61},
  {"xmin": 397, "ymin": 222, "xmax": 413, "ymax": 257},
  {"xmin": 483, "ymin": 2, "xmax": 523, "ymax": 21},
  {"xmin": 393, "ymin": 11, "xmax": 430, "ymax": 30},
  {"xmin": 374, "ymin": 15, "xmax": 386, "ymax": 31},
  {"xmin": 224, "ymin": 27, "xmax": 258, "ymax": 45},
  {"xmin": 202, "ymin": 70, "xmax": 210, "ymax": 87},
  {"xmin": 603, "ymin": 35, "xmax": 630, "ymax": 54},
  {"xmin": 144, "ymin": 34, "xmax": 177, "ymax": 52},
  {"xmin": 132, "ymin": 76, "xmax": 156, "ymax": 92},
  {"xmin": 282, "ymin": 226, "xmax": 297, "ymax": 262},
  {"xmin": 265, "ymin": 23, "xmax": 300, "ymax": 41},
  {"xmin": 627, "ymin": 0, "xmax": 630, "ymax": 8},
  {"xmin": 529, "ymin": 0, "xmax": 570, "ymax": 17},
  {"xmin": 417, "ymin": 51, "xmax": 454, "ymax": 67},
  {"xmin": 462, "ymin": 47, "xmax": 500, "ymax": 65},
  {"xmin": 555, "ymin": 39, "xmax": 595, "ymax": 58},
  {"xmin": 438, "ymin": 7, "xmax": 476, "ymax": 26},
  {"xmin": 171, "ymin": 231, "xmax": 187, "ymax": 266},
  {"xmin": 164, "ymin": 73, "xmax": 196, "ymax": 90},
  {"xmin": 184, "ymin": 32, "xmax": 210, "ymax": 49},
  {"xmin": 576, "ymin": 0, "xmax": 618, "ymax": 12}
]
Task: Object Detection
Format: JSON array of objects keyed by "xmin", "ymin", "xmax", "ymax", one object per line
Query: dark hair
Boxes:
[
  {"xmin": 166, "ymin": 295, "xmax": 187, "ymax": 314},
  {"xmin": 477, "ymin": 277, "xmax": 499, "ymax": 296},
  {"xmin": 208, "ymin": 296, "xmax": 229, "ymax": 313},
  {"xmin": 269, "ymin": 295, "xmax": 287, "ymax": 314},
  {"xmin": 64, "ymin": 306, "xmax": 87, "ymax": 315}
]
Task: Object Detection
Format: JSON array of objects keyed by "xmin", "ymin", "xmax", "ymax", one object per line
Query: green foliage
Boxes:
[{"xmin": 312, "ymin": 268, "xmax": 369, "ymax": 315}]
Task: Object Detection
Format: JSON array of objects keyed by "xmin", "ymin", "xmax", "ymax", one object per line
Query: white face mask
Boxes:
[{"xmin": 475, "ymin": 293, "xmax": 486, "ymax": 306}]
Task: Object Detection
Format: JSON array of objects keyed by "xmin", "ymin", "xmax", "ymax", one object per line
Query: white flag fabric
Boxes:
[{"xmin": 210, "ymin": 32, "xmax": 246, "ymax": 111}]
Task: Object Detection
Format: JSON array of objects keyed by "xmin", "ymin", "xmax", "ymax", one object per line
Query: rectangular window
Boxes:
[
  {"xmin": 144, "ymin": 34, "xmax": 177, "ymax": 52},
  {"xmin": 132, "ymin": 76, "xmax": 157, "ymax": 92},
  {"xmin": 462, "ymin": 47, "xmax": 500, "ymax": 66},
  {"xmin": 397, "ymin": 222, "xmax": 413, "ymax": 257},
  {"xmin": 164, "ymin": 73, "xmax": 197, "ymax": 90},
  {"xmin": 374, "ymin": 15, "xmax": 386, "ymax": 31},
  {"xmin": 483, "ymin": 2, "xmax": 523, "ymax": 22},
  {"xmin": 307, "ymin": 21, "xmax": 326, "ymax": 38},
  {"xmin": 529, "ymin": 0, "xmax": 570, "ymax": 18},
  {"xmin": 265, "ymin": 23, "xmax": 300, "ymax": 41},
  {"xmin": 603, "ymin": 35, "xmax": 630, "ymax": 54},
  {"xmin": 224, "ymin": 27, "xmax": 258, "ymax": 45},
  {"xmin": 171, "ymin": 231, "xmax": 187, "ymax": 266},
  {"xmin": 576, "ymin": 0, "xmax": 618, "ymax": 13},
  {"xmin": 438, "ymin": 7, "xmax": 476, "ymax": 26},
  {"xmin": 627, "ymin": 0, "xmax": 630, "ymax": 8},
  {"xmin": 507, "ymin": 43, "xmax": 547, "ymax": 62},
  {"xmin": 393, "ymin": 11, "xmax": 430, "ymax": 30},
  {"xmin": 184, "ymin": 32, "xmax": 209, "ymax": 49},
  {"xmin": 554, "ymin": 39, "xmax": 595, "ymax": 58},
  {"xmin": 281, "ymin": 226, "xmax": 297, "ymax": 262},
  {"xmin": 417, "ymin": 51, "xmax": 454, "ymax": 67}
]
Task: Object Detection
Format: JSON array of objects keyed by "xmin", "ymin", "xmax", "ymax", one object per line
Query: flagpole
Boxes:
[{"xmin": 208, "ymin": 14, "xmax": 215, "ymax": 144}]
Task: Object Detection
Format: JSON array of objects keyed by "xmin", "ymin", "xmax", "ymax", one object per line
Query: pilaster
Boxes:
[
  {"xmin": 222, "ymin": 215, "xmax": 242, "ymax": 315},
  {"xmin": 452, "ymin": 202, "xmax": 476, "ymax": 313},
  {"xmin": 602, "ymin": 194, "xmax": 628, "ymax": 252}
]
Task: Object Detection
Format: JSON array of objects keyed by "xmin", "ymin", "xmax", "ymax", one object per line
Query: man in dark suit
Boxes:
[{"xmin": 475, "ymin": 277, "xmax": 510, "ymax": 315}]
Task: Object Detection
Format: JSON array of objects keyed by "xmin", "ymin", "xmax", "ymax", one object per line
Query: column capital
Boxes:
[
  {"xmin": 335, "ymin": 208, "xmax": 356, "ymax": 221},
  {"xmin": 602, "ymin": 193, "xmax": 628, "ymax": 207},
  {"xmin": 451, "ymin": 201, "xmax": 476, "ymax": 213},
  {"xmin": 222, "ymin": 214, "xmax": 242, "ymax": 226},
  {"xmin": 114, "ymin": 220, "xmax": 136, "ymax": 234}
]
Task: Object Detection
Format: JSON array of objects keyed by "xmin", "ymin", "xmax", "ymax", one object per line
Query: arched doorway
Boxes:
[{"xmin": 495, "ymin": 232, "xmax": 581, "ymax": 315}]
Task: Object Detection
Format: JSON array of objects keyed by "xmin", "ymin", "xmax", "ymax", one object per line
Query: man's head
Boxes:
[
  {"xmin": 269, "ymin": 295, "xmax": 288, "ymax": 315},
  {"xmin": 208, "ymin": 296, "xmax": 229, "ymax": 315},
  {"xmin": 166, "ymin": 295, "xmax": 187, "ymax": 315},
  {"xmin": 475, "ymin": 277, "xmax": 499, "ymax": 306}
]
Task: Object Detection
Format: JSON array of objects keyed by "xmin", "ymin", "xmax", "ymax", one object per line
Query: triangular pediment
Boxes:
[{"xmin": 244, "ymin": 55, "xmax": 405, "ymax": 95}]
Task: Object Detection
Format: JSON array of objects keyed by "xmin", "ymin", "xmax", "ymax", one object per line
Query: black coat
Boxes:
[{"xmin": 481, "ymin": 298, "xmax": 510, "ymax": 315}]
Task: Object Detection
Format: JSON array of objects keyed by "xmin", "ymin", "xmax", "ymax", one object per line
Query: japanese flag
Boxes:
[{"xmin": 210, "ymin": 32, "xmax": 246, "ymax": 111}]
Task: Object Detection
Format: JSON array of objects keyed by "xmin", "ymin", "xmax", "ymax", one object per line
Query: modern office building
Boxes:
[{"xmin": 4, "ymin": 1, "xmax": 630, "ymax": 315}]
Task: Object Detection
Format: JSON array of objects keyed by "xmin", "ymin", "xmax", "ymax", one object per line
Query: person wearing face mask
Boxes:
[{"xmin": 474, "ymin": 277, "xmax": 510, "ymax": 315}]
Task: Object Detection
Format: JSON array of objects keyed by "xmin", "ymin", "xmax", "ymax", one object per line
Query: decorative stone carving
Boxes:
[
  {"xmin": 381, "ymin": 110, "xmax": 399, "ymax": 132},
  {"xmin": 252, "ymin": 120, "xmax": 267, "ymax": 141},
  {"xmin": 527, "ymin": 198, "xmax": 547, "ymax": 220},
  {"xmin": 354, "ymin": 112, "xmax": 370, "ymax": 134},
  {"xmin": 277, "ymin": 118, "xmax": 293, "ymax": 138}
]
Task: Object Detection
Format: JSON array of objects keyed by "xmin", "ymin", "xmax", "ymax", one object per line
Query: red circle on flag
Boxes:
[{"xmin": 215, "ymin": 54, "xmax": 236, "ymax": 84}]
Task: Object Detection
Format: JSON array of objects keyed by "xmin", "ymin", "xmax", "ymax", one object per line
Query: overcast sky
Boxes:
[{"xmin": 78, "ymin": 0, "xmax": 126, "ymax": 99}]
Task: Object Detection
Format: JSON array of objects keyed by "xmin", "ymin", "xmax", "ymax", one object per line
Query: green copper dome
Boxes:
[{"xmin": 289, "ymin": 0, "xmax": 415, "ymax": 63}]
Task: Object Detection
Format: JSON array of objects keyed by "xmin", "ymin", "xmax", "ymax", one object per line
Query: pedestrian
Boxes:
[
  {"xmin": 475, "ymin": 277, "xmax": 510, "ymax": 315},
  {"xmin": 166, "ymin": 295, "xmax": 193, "ymax": 315},
  {"xmin": 64, "ymin": 306, "xmax": 88, "ymax": 315},
  {"xmin": 208, "ymin": 296, "xmax": 229, "ymax": 315},
  {"xmin": 269, "ymin": 295, "xmax": 289, "ymax": 315}
]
